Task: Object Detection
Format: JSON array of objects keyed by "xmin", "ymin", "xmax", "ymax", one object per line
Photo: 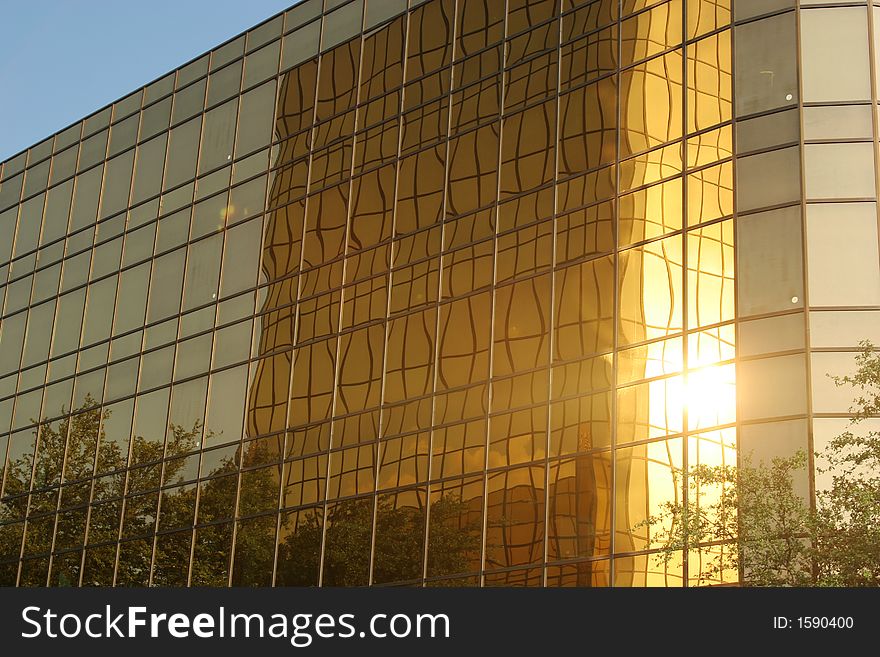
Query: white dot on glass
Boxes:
[
  {"xmin": 791, "ymin": 296, "xmax": 799, "ymax": 304},
  {"xmin": 785, "ymin": 94, "xmax": 793, "ymax": 101}
]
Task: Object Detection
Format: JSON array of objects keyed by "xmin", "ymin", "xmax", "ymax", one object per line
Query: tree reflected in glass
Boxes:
[{"xmin": 0, "ymin": 396, "xmax": 481, "ymax": 586}]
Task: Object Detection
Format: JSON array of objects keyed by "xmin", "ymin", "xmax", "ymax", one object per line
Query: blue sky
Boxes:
[{"xmin": 0, "ymin": 0, "xmax": 296, "ymax": 162}]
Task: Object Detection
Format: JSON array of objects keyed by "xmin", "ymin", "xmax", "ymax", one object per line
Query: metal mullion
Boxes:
[
  {"xmin": 539, "ymin": 0, "xmax": 565, "ymax": 589},
  {"xmin": 5, "ymin": 175, "xmax": 45, "ymax": 572},
  {"xmin": 143, "ymin": 220, "xmax": 179, "ymax": 584},
  {"xmin": 609, "ymin": 0, "xmax": 623, "ymax": 588},
  {"xmin": 125, "ymin": 111, "xmax": 185, "ymax": 587},
  {"xmin": 12, "ymin": 419, "xmax": 48, "ymax": 585},
  {"xmin": 269, "ymin": 426, "xmax": 290, "ymax": 586},
  {"xmin": 212, "ymin": 39, "xmax": 255, "ymax": 589},
  {"xmin": 324, "ymin": 8, "xmax": 376, "ymax": 589},
  {"xmin": 6, "ymin": 314, "xmax": 39, "ymax": 548},
  {"xmin": 252, "ymin": 46, "xmax": 289, "ymax": 589},
  {"xmin": 399, "ymin": 0, "xmax": 460, "ymax": 585},
  {"xmin": 864, "ymin": 3, "xmax": 880, "ymax": 537},
  {"xmin": 791, "ymin": 0, "xmax": 817, "ymax": 543},
  {"xmin": 360, "ymin": 1, "xmax": 417, "ymax": 586},
  {"xmin": 44, "ymin": 404, "xmax": 81, "ymax": 585},
  {"xmin": 10, "ymin": 163, "xmax": 71, "ymax": 584},
  {"xmin": 680, "ymin": 0, "xmax": 690, "ymax": 588},
  {"xmin": 77, "ymin": 397, "xmax": 115, "ymax": 587},
  {"xmin": 108, "ymin": 382, "xmax": 139, "ymax": 587},
  {"xmin": 112, "ymin": 83, "xmax": 189, "ymax": 587},
  {"xmin": 312, "ymin": 97, "xmax": 364, "ymax": 581},
  {"xmin": 394, "ymin": 0, "xmax": 465, "ymax": 585},
  {"xmin": 158, "ymin": 89, "xmax": 206, "ymax": 586},
  {"xmin": 307, "ymin": 17, "xmax": 343, "ymax": 589},
  {"xmin": 477, "ymin": 0, "xmax": 508, "ymax": 587}
]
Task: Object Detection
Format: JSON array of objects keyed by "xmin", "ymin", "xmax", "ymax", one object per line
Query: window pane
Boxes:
[
  {"xmin": 236, "ymin": 81, "xmax": 276, "ymax": 157},
  {"xmin": 99, "ymin": 151, "xmax": 134, "ymax": 219},
  {"xmin": 164, "ymin": 118, "xmax": 201, "ymax": 190},
  {"xmin": 281, "ymin": 20, "xmax": 320, "ymax": 71},
  {"xmin": 737, "ymin": 205, "xmax": 803, "ymax": 317},
  {"xmin": 182, "ymin": 234, "xmax": 223, "ymax": 311},
  {"xmin": 734, "ymin": 13, "xmax": 797, "ymax": 117},
  {"xmin": 70, "ymin": 166, "xmax": 104, "ymax": 232},
  {"xmin": 738, "ymin": 355, "xmax": 807, "ymax": 421},
  {"xmin": 114, "ymin": 262, "xmax": 151, "ymax": 335},
  {"xmin": 199, "ymin": 101, "xmax": 238, "ymax": 174},
  {"xmin": 131, "ymin": 135, "xmax": 168, "ymax": 205},
  {"xmin": 172, "ymin": 78, "xmax": 207, "ymax": 125},
  {"xmin": 803, "ymin": 143, "xmax": 875, "ymax": 200},
  {"xmin": 735, "ymin": 146, "xmax": 800, "ymax": 213},
  {"xmin": 108, "ymin": 114, "xmax": 140, "ymax": 158},
  {"xmin": 806, "ymin": 202, "xmax": 880, "ymax": 306},
  {"xmin": 207, "ymin": 61, "xmax": 243, "ymax": 107},
  {"xmin": 147, "ymin": 249, "xmax": 185, "ymax": 322},
  {"xmin": 801, "ymin": 7, "xmax": 870, "ymax": 103}
]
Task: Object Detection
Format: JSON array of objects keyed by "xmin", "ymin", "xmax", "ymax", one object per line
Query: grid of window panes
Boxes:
[
  {"xmin": 0, "ymin": 0, "xmax": 736, "ymax": 587},
  {"xmin": 732, "ymin": 2, "xmax": 811, "ymax": 549},
  {"xmin": 732, "ymin": 0, "xmax": 880, "ymax": 528}
]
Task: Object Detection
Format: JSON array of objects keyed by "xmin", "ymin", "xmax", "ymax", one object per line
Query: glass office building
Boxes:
[{"xmin": 0, "ymin": 0, "xmax": 878, "ymax": 587}]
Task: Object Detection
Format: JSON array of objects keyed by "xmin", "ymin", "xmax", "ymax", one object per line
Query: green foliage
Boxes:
[
  {"xmin": 639, "ymin": 451, "xmax": 813, "ymax": 586},
  {"xmin": 0, "ymin": 394, "xmax": 480, "ymax": 587},
  {"xmin": 814, "ymin": 341, "xmax": 880, "ymax": 586},
  {"xmin": 275, "ymin": 494, "xmax": 480, "ymax": 587},
  {"xmin": 642, "ymin": 341, "xmax": 880, "ymax": 587}
]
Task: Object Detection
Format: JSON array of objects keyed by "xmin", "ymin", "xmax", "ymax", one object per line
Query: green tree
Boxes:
[
  {"xmin": 275, "ymin": 494, "xmax": 481, "ymax": 586},
  {"xmin": 0, "ymin": 396, "xmax": 203, "ymax": 586},
  {"xmin": 639, "ymin": 450, "xmax": 813, "ymax": 586},
  {"xmin": 813, "ymin": 342, "xmax": 880, "ymax": 586},
  {"xmin": 642, "ymin": 341, "xmax": 880, "ymax": 586},
  {"xmin": 1, "ymin": 397, "xmax": 481, "ymax": 587}
]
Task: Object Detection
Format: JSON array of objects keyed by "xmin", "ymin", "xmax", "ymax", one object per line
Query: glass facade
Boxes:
[{"xmin": 0, "ymin": 0, "xmax": 874, "ymax": 587}]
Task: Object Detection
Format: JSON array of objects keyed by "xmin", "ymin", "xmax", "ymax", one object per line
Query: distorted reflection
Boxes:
[{"xmin": 0, "ymin": 0, "xmax": 739, "ymax": 587}]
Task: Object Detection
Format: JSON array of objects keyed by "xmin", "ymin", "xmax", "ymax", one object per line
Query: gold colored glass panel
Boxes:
[
  {"xmin": 617, "ymin": 376, "xmax": 685, "ymax": 442},
  {"xmin": 561, "ymin": 25, "xmax": 617, "ymax": 90},
  {"xmin": 555, "ymin": 201, "xmax": 615, "ymax": 265},
  {"xmin": 378, "ymin": 433, "xmax": 429, "ymax": 490},
  {"xmin": 553, "ymin": 256, "xmax": 615, "ymax": 362},
  {"xmin": 488, "ymin": 405, "xmax": 547, "ymax": 469},
  {"xmin": 327, "ymin": 444, "xmax": 376, "ymax": 499},
  {"xmin": 559, "ymin": 78, "xmax": 618, "ymax": 177},
  {"xmin": 687, "ymin": 0, "xmax": 730, "ymax": 40},
  {"xmin": 550, "ymin": 392, "xmax": 613, "ymax": 455},
  {"xmin": 686, "ymin": 30, "xmax": 732, "ymax": 134},
  {"xmin": 335, "ymin": 325, "xmax": 384, "ymax": 415},
  {"xmin": 686, "ymin": 124, "xmax": 732, "ymax": 169},
  {"xmin": 384, "ymin": 309, "xmax": 435, "ymax": 404},
  {"xmin": 316, "ymin": 39, "xmax": 360, "ymax": 124},
  {"xmin": 492, "ymin": 276, "xmax": 551, "ymax": 377},
  {"xmin": 447, "ymin": 124, "xmax": 499, "ymax": 218},
  {"xmin": 615, "ymin": 438, "xmax": 683, "ymax": 552},
  {"xmin": 484, "ymin": 465, "xmax": 545, "ymax": 570},
  {"xmin": 619, "ymin": 177, "xmax": 683, "ymax": 247},
  {"xmin": 620, "ymin": 0, "xmax": 682, "ymax": 68},
  {"xmin": 547, "ymin": 453, "xmax": 612, "ymax": 560},
  {"xmin": 617, "ymin": 336, "xmax": 684, "ymax": 386},
  {"xmin": 500, "ymin": 102, "xmax": 555, "ymax": 199},
  {"xmin": 620, "ymin": 50, "xmax": 684, "ymax": 158},
  {"xmin": 437, "ymin": 293, "xmax": 491, "ymax": 390},
  {"xmin": 431, "ymin": 422, "xmax": 485, "ymax": 479},
  {"xmin": 686, "ymin": 219, "xmax": 734, "ymax": 327},
  {"xmin": 618, "ymin": 235, "xmax": 684, "ymax": 346},
  {"xmin": 456, "ymin": 0, "xmax": 504, "ymax": 58},
  {"xmin": 426, "ymin": 476, "xmax": 482, "ymax": 578}
]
